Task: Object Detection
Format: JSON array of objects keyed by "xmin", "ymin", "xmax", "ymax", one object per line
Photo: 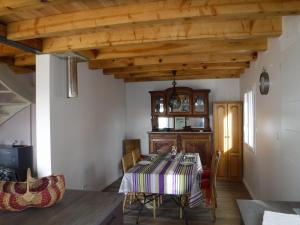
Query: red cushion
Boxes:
[{"xmin": 202, "ymin": 169, "xmax": 211, "ymax": 179}]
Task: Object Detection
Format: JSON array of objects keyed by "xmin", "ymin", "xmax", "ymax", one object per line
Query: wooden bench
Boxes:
[
  {"xmin": 0, "ymin": 190, "xmax": 123, "ymax": 225},
  {"xmin": 237, "ymin": 199, "xmax": 300, "ymax": 225}
]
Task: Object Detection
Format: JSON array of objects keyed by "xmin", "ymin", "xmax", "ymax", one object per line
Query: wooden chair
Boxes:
[
  {"xmin": 122, "ymin": 152, "xmax": 157, "ymax": 219},
  {"xmin": 121, "ymin": 152, "xmax": 135, "ymax": 213},
  {"xmin": 200, "ymin": 150, "xmax": 222, "ymax": 222},
  {"xmin": 132, "ymin": 148, "xmax": 142, "ymax": 166},
  {"xmin": 123, "ymin": 139, "xmax": 141, "ymax": 155}
]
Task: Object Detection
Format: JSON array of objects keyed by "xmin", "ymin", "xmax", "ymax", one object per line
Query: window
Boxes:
[{"xmin": 244, "ymin": 88, "xmax": 255, "ymax": 150}]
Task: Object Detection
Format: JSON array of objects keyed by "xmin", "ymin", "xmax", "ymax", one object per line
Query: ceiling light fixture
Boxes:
[{"xmin": 169, "ymin": 70, "xmax": 181, "ymax": 110}]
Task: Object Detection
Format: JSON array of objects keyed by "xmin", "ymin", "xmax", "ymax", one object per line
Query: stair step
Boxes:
[
  {"xmin": 0, "ymin": 112, "xmax": 9, "ymax": 116},
  {"xmin": 0, "ymin": 90, "xmax": 11, "ymax": 93},
  {"xmin": 0, "ymin": 102, "xmax": 27, "ymax": 106}
]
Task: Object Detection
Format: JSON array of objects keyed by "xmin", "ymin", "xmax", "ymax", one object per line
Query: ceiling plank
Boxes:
[
  {"xmin": 114, "ymin": 69, "xmax": 243, "ymax": 78},
  {"xmin": 7, "ymin": 0, "xmax": 299, "ymax": 40},
  {"xmin": 124, "ymin": 74, "xmax": 240, "ymax": 82},
  {"xmin": 103, "ymin": 62, "xmax": 249, "ymax": 75},
  {"xmin": 42, "ymin": 18, "xmax": 280, "ymax": 53},
  {"xmin": 93, "ymin": 38, "xmax": 266, "ymax": 60},
  {"xmin": 89, "ymin": 52, "xmax": 257, "ymax": 69}
]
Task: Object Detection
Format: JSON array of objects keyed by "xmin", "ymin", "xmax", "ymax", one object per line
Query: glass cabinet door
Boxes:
[
  {"xmin": 193, "ymin": 92, "xmax": 208, "ymax": 115},
  {"xmin": 194, "ymin": 96, "xmax": 205, "ymax": 113},
  {"xmin": 154, "ymin": 96, "xmax": 165, "ymax": 114},
  {"xmin": 168, "ymin": 94, "xmax": 191, "ymax": 114},
  {"xmin": 151, "ymin": 92, "xmax": 166, "ymax": 116}
]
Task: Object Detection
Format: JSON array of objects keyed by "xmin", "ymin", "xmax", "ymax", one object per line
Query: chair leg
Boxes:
[
  {"xmin": 211, "ymin": 207, "xmax": 216, "ymax": 222},
  {"xmin": 213, "ymin": 187, "xmax": 218, "ymax": 208},
  {"xmin": 123, "ymin": 194, "xmax": 128, "ymax": 213},
  {"xmin": 129, "ymin": 194, "xmax": 132, "ymax": 205},
  {"xmin": 153, "ymin": 197, "xmax": 156, "ymax": 219},
  {"xmin": 180, "ymin": 207, "xmax": 183, "ymax": 219}
]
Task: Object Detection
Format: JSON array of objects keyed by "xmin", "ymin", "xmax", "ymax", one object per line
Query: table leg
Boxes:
[
  {"xmin": 170, "ymin": 195, "xmax": 189, "ymax": 225},
  {"xmin": 136, "ymin": 194, "xmax": 157, "ymax": 224},
  {"xmin": 136, "ymin": 198, "xmax": 144, "ymax": 225}
]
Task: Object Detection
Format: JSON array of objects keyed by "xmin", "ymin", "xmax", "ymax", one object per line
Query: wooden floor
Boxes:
[{"xmin": 104, "ymin": 179, "xmax": 251, "ymax": 225}]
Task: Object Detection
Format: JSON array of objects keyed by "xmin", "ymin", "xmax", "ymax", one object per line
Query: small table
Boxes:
[
  {"xmin": 237, "ymin": 199, "xmax": 300, "ymax": 225},
  {"xmin": 0, "ymin": 190, "xmax": 123, "ymax": 225}
]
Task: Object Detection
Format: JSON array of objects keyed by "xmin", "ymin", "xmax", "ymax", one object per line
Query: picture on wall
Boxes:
[{"xmin": 174, "ymin": 117, "xmax": 185, "ymax": 130}]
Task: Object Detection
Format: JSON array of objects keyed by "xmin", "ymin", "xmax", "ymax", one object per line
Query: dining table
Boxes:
[{"xmin": 119, "ymin": 152, "xmax": 204, "ymax": 224}]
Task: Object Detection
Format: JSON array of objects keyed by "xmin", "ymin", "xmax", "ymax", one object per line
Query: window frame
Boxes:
[{"xmin": 243, "ymin": 87, "xmax": 256, "ymax": 152}]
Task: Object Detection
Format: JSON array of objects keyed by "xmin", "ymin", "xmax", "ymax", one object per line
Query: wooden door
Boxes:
[
  {"xmin": 227, "ymin": 103, "xmax": 242, "ymax": 181},
  {"xmin": 181, "ymin": 133, "xmax": 212, "ymax": 168},
  {"xmin": 213, "ymin": 103, "xmax": 228, "ymax": 179}
]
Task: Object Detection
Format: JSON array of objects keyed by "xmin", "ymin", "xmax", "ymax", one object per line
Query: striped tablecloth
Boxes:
[{"xmin": 119, "ymin": 153, "xmax": 203, "ymax": 208}]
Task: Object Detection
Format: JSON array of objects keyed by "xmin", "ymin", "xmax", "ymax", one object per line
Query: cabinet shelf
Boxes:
[{"xmin": 150, "ymin": 87, "xmax": 210, "ymax": 131}]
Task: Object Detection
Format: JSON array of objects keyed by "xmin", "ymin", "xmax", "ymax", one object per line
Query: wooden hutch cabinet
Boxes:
[{"xmin": 148, "ymin": 87, "xmax": 213, "ymax": 168}]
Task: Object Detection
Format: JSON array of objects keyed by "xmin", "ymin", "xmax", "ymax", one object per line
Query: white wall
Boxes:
[
  {"xmin": 36, "ymin": 55, "xmax": 126, "ymax": 190},
  {"xmin": 125, "ymin": 79, "xmax": 240, "ymax": 154},
  {"xmin": 240, "ymin": 16, "xmax": 300, "ymax": 200}
]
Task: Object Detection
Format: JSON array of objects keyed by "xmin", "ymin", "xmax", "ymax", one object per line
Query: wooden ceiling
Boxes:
[{"xmin": 0, "ymin": 0, "xmax": 299, "ymax": 82}]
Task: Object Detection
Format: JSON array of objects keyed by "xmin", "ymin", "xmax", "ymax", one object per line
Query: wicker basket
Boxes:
[{"xmin": 0, "ymin": 169, "xmax": 65, "ymax": 211}]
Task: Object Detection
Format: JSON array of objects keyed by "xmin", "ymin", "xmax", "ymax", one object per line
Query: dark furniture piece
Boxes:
[
  {"xmin": 148, "ymin": 131, "xmax": 212, "ymax": 168},
  {"xmin": 0, "ymin": 145, "xmax": 33, "ymax": 181},
  {"xmin": 0, "ymin": 190, "xmax": 123, "ymax": 225},
  {"xmin": 237, "ymin": 199, "xmax": 300, "ymax": 225}
]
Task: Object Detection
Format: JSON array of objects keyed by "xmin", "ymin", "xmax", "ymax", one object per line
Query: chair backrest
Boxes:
[
  {"xmin": 122, "ymin": 152, "xmax": 134, "ymax": 173},
  {"xmin": 210, "ymin": 151, "xmax": 222, "ymax": 189},
  {"xmin": 132, "ymin": 148, "xmax": 142, "ymax": 166},
  {"xmin": 123, "ymin": 139, "xmax": 141, "ymax": 155}
]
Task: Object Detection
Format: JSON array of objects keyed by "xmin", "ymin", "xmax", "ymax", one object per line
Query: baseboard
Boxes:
[{"xmin": 243, "ymin": 178, "xmax": 256, "ymax": 199}]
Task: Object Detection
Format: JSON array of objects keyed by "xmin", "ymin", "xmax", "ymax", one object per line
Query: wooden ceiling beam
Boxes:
[
  {"xmin": 0, "ymin": 44, "xmax": 23, "ymax": 56},
  {"xmin": 114, "ymin": 69, "xmax": 243, "ymax": 78},
  {"xmin": 0, "ymin": 24, "xmax": 6, "ymax": 36},
  {"xmin": 123, "ymin": 74, "xmax": 240, "ymax": 82},
  {"xmin": 75, "ymin": 50, "xmax": 98, "ymax": 60},
  {"xmin": 103, "ymin": 62, "xmax": 249, "ymax": 75},
  {"xmin": 42, "ymin": 18, "xmax": 280, "ymax": 53},
  {"xmin": 0, "ymin": 57, "xmax": 34, "ymax": 74},
  {"xmin": 6, "ymin": 0, "xmax": 300, "ymax": 40},
  {"xmin": 89, "ymin": 52, "xmax": 257, "ymax": 69},
  {"xmin": 94, "ymin": 38, "xmax": 266, "ymax": 60},
  {"xmin": 14, "ymin": 54, "xmax": 35, "ymax": 66},
  {"xmin": 0, "ymin": 0, "xmax": 77, "ymax": 17},
  {"xmin": 0, "ymin": 24, "xmax": 42, "ymax": 54}
]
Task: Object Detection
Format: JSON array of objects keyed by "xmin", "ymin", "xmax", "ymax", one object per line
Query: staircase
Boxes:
[{"xmin": 0, "ymin": 64, "xmax": 35, "ymax": 125}]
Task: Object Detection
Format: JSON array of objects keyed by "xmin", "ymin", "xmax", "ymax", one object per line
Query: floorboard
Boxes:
[{"xmin": 104, "ymin": 179, "xmax": 251, "ymax": 225}]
